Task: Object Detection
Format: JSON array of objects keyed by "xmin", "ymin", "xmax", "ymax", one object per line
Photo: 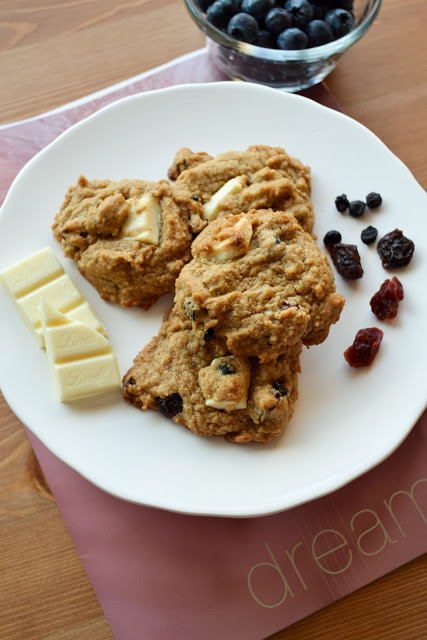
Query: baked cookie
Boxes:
[
  {"xmin": 122, "ymin": 310, "xmax": 301, "ymax": 443},
  {"xmin": 170, "ymin": 145, "xmax": 314, "ymax": 234},
  {"xmin": 174, "ymin": 210, "xmax": 345, "ymax": 362},
  {"xmin": 52, "ymin": 176, "xmax": 193, "ymax": 308}
]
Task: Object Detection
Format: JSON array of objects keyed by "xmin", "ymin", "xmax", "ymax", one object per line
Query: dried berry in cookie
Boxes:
[
  {"xmin": 174, "ymin": 209, "xmax": 345, "ymax": 362},
  {"xmin": 122, "ymin": 309, "xmax": 302, "ymax": 443}
]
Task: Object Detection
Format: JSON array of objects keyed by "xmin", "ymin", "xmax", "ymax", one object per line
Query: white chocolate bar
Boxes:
[
  {"xmin": 39, "ymin": 299, "xmax": 121, "ymax": 402},
  {"xmin": 0, "ymin": 247, "xmax": 106, "ymax": 347}
]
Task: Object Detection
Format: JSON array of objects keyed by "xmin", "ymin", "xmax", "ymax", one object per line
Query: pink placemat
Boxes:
[{"xmin": 1, "ymin": 49, "xmax": 426, "ymax": 640}]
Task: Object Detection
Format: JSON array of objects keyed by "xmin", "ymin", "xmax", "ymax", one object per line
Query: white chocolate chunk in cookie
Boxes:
[
  {"xmin": 120, "ymin": 194, "xmax": 161, "ymax": 245},
  {"xmin": 203, "ymin": 176, "xmax": 245, "ymax": 221},
  {"xmin": 205, "ymin": 216, "xmax": 253, "ymax": 262},
  {"xmin": 40, "ymin": 299, "xmax": 121, "ymax": 402},
  {"xmin": 198, "ymin": 355, "xmax": 251, "ymax": 411},
  {"xmin": 0, "ymin": 247, "xmax": 106, "ymax": 347}
]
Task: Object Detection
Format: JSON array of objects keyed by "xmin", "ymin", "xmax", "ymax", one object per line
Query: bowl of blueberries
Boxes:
[{"xmin": 184, "ymin": 0, "xmax": 382, "ymax": 91}]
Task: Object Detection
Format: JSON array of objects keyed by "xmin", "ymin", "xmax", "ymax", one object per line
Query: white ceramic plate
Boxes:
[{"xmin": 1, "ymin": 82, "xmax": 426, "ymax": 517}]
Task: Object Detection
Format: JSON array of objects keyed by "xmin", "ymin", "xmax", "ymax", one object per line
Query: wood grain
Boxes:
[{"xmin": 0, "ymin": 0, "xmax": 426, "ymax": 639}]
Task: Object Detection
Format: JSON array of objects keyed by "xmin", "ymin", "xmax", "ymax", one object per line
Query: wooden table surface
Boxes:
[{"xmin": 0, "ymin": 1, "xmax": 426, "ymax": 639}]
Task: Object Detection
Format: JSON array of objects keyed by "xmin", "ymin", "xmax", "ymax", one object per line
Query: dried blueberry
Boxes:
[
  {"xmin": 335, "ymin": 193, "xmax": 349, "ymax": 212},
  {"xmin": 377, "ymin": 229, "xmax": 415, "ymax": 268},
  {"xmin": 366, "ymin": 192, "xmax": 382, "ymax": 209},
  {"xmin": 323, "ymin": 229, "xmax": 342, "ymax": 245},
  {"xmin": 203, "ymin": 328, "xmax": 216, "ymax": 341},
  {"xmin": 325, "ymin": 8, "xmax": 354, "ymax": 37},
  {"xmin": 348, "ymin": 199, "xmax": 366, "ymax": 217},
  {"xmin": 156, "ymin": 394, "xmax": 183, "ymax": 418},
  {"xmin": 184, "ymin": 300, "xmax": 197, "ymax": 321},
  {"xmin": 241, "ymin": 0, "xmax": 275, "ymax": 21},
  {"xmin": 277, "ymin": 26, "xmax": 308, "ymax": 49},
  {"xmin": 206, "ymin": 0, "xmax": 236, "ymax": 29},
  {"xmin": 306, "ymin": 19, "xmax": 333, "ymax": 46},
  {"xmin": 361, "ymin": 225, "xmax": 378, "ymax": 245},
  {"xmin": 192, "ymin": 194, "xmax": 199, "ymax": 201},
  {"xmin": 265, "ymin": 7, "xmax": 292, "ymax": 33},
  {"xmin": 218, "ymin": 362, "xmax": 234, "ymax": 375},
  {"xmin": 330, "ymin": 243, "xmax": 364, "ymax": 279},
  {"xmin": 284, "ymin": 0, "xmax": 314, "ymax": 28},
  {"xmin": 272, "ymin": 381, "xmax": 288, "ymax": 398}
]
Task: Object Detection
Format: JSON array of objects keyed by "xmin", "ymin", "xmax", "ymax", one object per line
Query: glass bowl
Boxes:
[{"xmin": 184, "ymin": 0, "xmax": 382, "ymax": 92}]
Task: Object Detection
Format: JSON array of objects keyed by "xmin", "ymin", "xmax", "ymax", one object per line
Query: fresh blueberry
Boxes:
[
  {"xmin": 284, "ymin": 0, "xmax": 314, "ymax": 29},
  {"xmin": 309, "ymin": 2, "xmax": 329, "ymax": 20},
  {"xmin": 366, "ymin": 192, "xmax": 382, "ymax": 208},
  {"xmin": 325, "ymin": 8, "xmax": 354, "ymax": 37},
  {"xmin": 361, "ymin": 225, "xmax": 378, "ymax": 245},
  {"xmin": 227, "ymin": 12, "xmax": 259, "ymax": 41},
  {"xmin": 348, "ymin": 199, "xmax": 366, "ymax": 217},
  {"xmin": 323, "ymin": 229, "xmax": 342, "ymax": 245},
  {"xmin": 265, "ymin": 7, "xmax": 292, "ymax": 34},
  {"xmin": 198, "ymin": 0, "xmax": 216, "ymax": 11},
  {"xmin": 206, "ymin": 0, "xmax": 236, "ymax": 29},
  {"xmin": 232, "ymin": 0, "xmax": 244, "ymax": 8},
  {"xmin": 277, "ymin": 27, "xmax": 308, "ymax": 48},
  {"xmin": 335, "ymin": 193, "xmax": 349, "ymax": 212},
  {"xmin": 305, "ymin": 19, "xmax": 333, "ymax": 46},
  {"xmin": 331, "ymin": 0, "xmax": 354, "ymax": 10},
  {"xmin": 255, "ymin": 28, "xmax": 277, "ymax": 47},
  {"xmin": 241, "ymin": 0, "xmax": 275, "ymax": 21}
]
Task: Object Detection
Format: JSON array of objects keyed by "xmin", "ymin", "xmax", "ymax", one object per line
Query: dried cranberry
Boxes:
[
  {"xmin": 377, "ymin": 229, "xmax": 415, "ymax": 268},
  {"xmin": 370, "ymin": 277, "xmax": 404, "ymax": 320},
  {"xmin": 344, "ymin": 328, "xmax": 384, "ymax": 368},
  {"xmin": 329, "ymin": 243, "xmax": 363, "ymax": 279},
  {"xmin": 156, "ymin": 393, "xmax": 183, "ymax": 418}
]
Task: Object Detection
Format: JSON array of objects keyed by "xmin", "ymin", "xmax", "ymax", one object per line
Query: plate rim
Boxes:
[{"xmin": 1, "ymin": 81, "xmax": 426, "ymax": 518}]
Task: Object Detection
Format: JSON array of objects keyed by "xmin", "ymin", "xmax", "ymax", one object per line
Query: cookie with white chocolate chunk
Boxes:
[
  {"xmin": 52, "ymin": 176, "xmax": 193, "ymax": 308},
  {"xmin": 170, "ymin": 145, "xmax": 314, "ymax": 234},
  {"xmin": 122, "ymin": 310, "xmax": 301, "ymax": 443},
  {"xmin": 174, "ymin": 209, "xmax": 345, "ymax": 363}
]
